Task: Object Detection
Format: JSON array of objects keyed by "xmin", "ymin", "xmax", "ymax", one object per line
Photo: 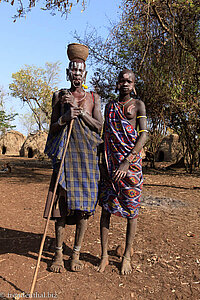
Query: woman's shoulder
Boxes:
[{"xmin": 134, "ymin": 98, "xmax": 145, "ymax": 108}]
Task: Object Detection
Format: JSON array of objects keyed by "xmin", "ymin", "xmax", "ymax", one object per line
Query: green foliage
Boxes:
[
  {"xmin": 9, "ymin": 62, "xmax": 60, "ymax": 131},
  {"xmin": 0, "ymin": 88, "xmax": 17, "ymax": 134},
  {"xmin": 0, "ymin": 110, "xmax": 17, "ymax": 134},
  {"xmin": 2, "ymin": 0, "xmax": 87, "ymax": 21},
  {"xmin": 76, "ymin": 0, "xmax": 200, "ymax": 172}
]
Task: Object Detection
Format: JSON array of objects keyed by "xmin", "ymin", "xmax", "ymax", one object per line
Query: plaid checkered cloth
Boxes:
[
  {"xmin": 98, "ymin": 100, "xmax": 143, "ymax": 219},
  {"xmin": 45, "ymin": 117, "xmax": 102, "ymax": 213}
]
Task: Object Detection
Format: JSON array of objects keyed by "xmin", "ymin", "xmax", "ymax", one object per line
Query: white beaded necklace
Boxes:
[{"xmin": 68, "ymin": 89, "xmax": 86, "ymax": 103}]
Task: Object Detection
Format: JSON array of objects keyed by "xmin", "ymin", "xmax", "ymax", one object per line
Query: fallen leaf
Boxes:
[{"xmin": 186, "ymin": 232, "xmax": 195, "ymax": 237}]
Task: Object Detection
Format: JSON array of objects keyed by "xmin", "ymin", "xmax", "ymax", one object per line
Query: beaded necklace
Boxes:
[{"xmin": 118, "ymin": 98, "xmax": 133, "ymax": 113}]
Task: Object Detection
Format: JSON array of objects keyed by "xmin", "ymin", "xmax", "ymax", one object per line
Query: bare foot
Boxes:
[
  {"xmin": 97, "ymin": 256, "xmax": 109, "ymax": 273},
  {"xmin": 121, "ymin": 256, "xmax": 132, "ymax": 275},
  {"xmin": 70, "ymin": 252, "xmax": 84, "ymax": 272},
  {"xmin": 49, "ymin": 251, "xmax": 64, "ymax": 273},
  {"xmin": 116, "ymin": 245, "xmax": 134, "ymax": 257}
]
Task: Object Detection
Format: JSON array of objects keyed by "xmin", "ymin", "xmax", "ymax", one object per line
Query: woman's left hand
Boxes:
[{"xmin": 113, "ymin": 160, "xmax": 130, "ymax": 182}]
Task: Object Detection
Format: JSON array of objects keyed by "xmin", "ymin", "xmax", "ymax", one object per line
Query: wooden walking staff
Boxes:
[{"xmin": 30, "ymin": 119, "xmax": 74, "ymax": 296}]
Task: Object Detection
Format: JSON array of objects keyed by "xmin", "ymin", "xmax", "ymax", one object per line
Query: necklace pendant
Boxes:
[{"xmin": 119, "ymin": 98, "xmax": 133, "ymax": 106}]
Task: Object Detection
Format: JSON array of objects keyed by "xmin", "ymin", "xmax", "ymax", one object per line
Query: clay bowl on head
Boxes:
[{"xmin": 67, "ymin": 43, "xmax": 89, "ymax": 62}]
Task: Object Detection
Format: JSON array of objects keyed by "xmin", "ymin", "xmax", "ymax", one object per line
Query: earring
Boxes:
[{"xmin": 66, "ymin": 69, "xmax": 70, "ymax": 81}]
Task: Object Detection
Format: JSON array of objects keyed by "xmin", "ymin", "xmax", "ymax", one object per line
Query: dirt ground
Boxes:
[{"xmin": 0, "ymin": 156, "xmax": 199, "ymax": 300}]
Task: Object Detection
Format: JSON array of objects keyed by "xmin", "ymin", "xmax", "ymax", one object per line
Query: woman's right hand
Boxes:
[
  {"xmin": 61, "ymin": 93, "xmax": 78, "ymax": 107},
  {"xmin": 59, "ymin": 91, "xmax": 80, "ymax": 122},
  {"xmin": 61, "ymin": 106, "xmax": 81, "ymax": 122}
]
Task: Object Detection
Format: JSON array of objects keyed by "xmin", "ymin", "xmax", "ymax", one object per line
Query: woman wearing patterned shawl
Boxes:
[
  {"xmin": 98, "ymin": 69, "xmax": 148, "ymax": 275},
  {"xmin": 43, "ymin": 44, "xmax": 103, "ymax": 273}
]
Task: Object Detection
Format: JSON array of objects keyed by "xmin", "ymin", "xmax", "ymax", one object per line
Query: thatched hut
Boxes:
[
  {"xmin": 156, "ymin": 134, "xmax": 182, "ymax": 162},
  {"xmin": 20, "ymin": 130, "xmax": 48, "ymax": 158},
  {"xmin": 0, "ymin": 130, "xmax": 26, "ymax": 156}
]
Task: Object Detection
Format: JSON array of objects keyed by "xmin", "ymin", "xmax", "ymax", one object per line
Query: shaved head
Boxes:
[{"xmin": 118, "ymin": 69, "xmax": 135, "ymax": 82}]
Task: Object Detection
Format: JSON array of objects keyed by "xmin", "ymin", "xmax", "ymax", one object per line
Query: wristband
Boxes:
[
  {"xmin": 57, "ymin": 116, "xmax": 66, "ymax": 126},
  {"xmin": 125, "ymin": 151, "xmax": 137, "ymax": 163},
  {"xmin": 80, "ymin": 109, "xmax": 86, "ymax": 117}
]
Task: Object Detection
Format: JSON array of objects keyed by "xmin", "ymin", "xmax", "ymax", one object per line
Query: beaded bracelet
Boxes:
[
  {"xmin": 125, "ymin": 151, "xmax": 137, "ymax": 163},
  {"xmin": 57, "ymin": 116, "xmax": 66, "ymax": 126}
]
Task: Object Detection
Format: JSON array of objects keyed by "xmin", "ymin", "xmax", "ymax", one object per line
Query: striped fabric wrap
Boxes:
[
  {"xmin": 45, "ymin": 117, "xmax": 102, "ymax": 213},
  {"xmin": 99, "ymin": 100, "xmax": 143, "ymax": 219}
]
